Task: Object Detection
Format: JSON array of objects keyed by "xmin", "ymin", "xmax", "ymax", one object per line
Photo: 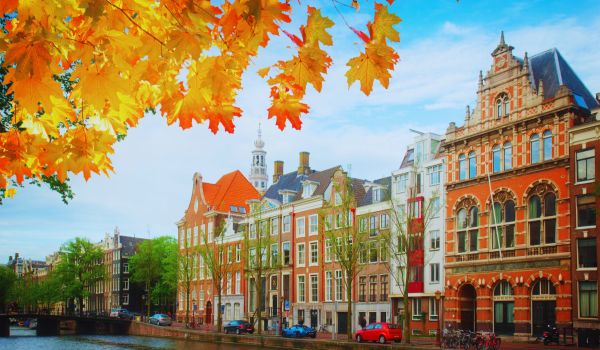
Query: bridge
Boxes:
[{"xmin": 0, "ymin": 312, "xmax": 131, "ymax": 337}]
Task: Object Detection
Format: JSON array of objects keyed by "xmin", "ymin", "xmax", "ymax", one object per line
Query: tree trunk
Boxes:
[
  {"xmin": 217, "ymin": 287, "xmax": 223, "ymax": 332},
  {"xmin": 256, "ymin": 273, "xmax": 263, "ymax": 335},
  {"xmin": 403, "ymin": 283, "xmax": 411, "ymax": 344},
  {"xmin": 146, "ymin": 282, "xmax": 151, "ymax": 318},
  {"xmin": 185, "ymin": 282, "xmax": 190, "ymax": 327},
  {"xmin": 346, "ymin": 274, "xmax": 353, "ymax": 340},
  {"xmin": 78, "ymin": 296, "xmax": 84, "ymax": 317}
]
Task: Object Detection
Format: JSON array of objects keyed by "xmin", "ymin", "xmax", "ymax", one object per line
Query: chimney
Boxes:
[
  {"xmin": 298, "ymin": 152, "xmax": 310, "ymax": 175},
  {"xmin": 273, "ymin": 161, "xmax": 284, "ymax": 183}
]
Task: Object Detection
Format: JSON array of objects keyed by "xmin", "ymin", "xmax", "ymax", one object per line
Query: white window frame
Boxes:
[
  {"xmin": 283, "ymin": 215, "xmax": 291, "ymax": 233},
  {"xmin": 235, "ymin": 271, "xmax": 241, "ymax": 294},
  {"xmin": 297, "ymin": 243, "xmax": 306, "ymax": 266},
  {"xmin": 325, "ymin": 271, "xmax": 332, "ymax": 302},
  {"xmin": 325, "ymin": 239, "xmax": 332, "ymax": 263},
  {"xmin": 412, "ymin": 298, "xmax": 422, "ymax": 320},
  {"xmin": 309, "ymin": 241, "xmax": 318, "ymax": 266},
  {"xmin": 430, "ymin": 263, "xmax": 440, "ymax": 283},
  {"xmin": 430, "ymin": 230, "xmax": 440, "ymax": 250},
  {"xmin": 335, "ymin": 270, "xmax": 343, "ymax": 301},
  {"xmin": 297, "ymin": 275, "xmax": 306, "ymax": 303},
  {"xmin": 309, "ymin": 214, "xmax": 319, "ymax": 235},
  {"xmin": 271, "ymin": 217, "xmax": 279, "ymax": 236},
  {"xmin": 296, "ymin": 217, "xmax": 306, "ymax": 237},
  {"xmin": 310, "ymin": 274, "xmax": 319, "ymax": 303}
]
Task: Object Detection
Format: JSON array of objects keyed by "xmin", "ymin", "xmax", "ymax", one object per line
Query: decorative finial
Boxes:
[
  {"xmin": 254, "ymin": 123, "xmax": 265, "ymax": 149},
  {"xmin": 499, "ymin": 31, "xmax": 505, "ymax": 46},
  {"xmin": 538, "ymin": 79, "xmax": 544, "ymax": 98},
  {"xmin": 478, "ymin": 70, "xmax": 483, "ymax": 88},
  {"xmin": 523, "ymin": 52, "xmax": 529, "ymax": 70},
  {"xmin": 465, "ymin": 105, "xmax": 471, "ymax": 120}
]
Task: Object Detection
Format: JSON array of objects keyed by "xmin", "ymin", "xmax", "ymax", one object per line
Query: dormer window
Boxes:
[
  {"xmin": 373, "ymin": 188, "xmax": 383, "ymax": 203},
  {"xmin": 279, "ymin": 189, "xmax": 297, "ymax": 204},
  {"xmin": 495, "ymin": 93, "xmax": 510, "ymax": 118},
  {"xmin": 302, "ymin": 181, "xmax": 318, "ymax": 199}
]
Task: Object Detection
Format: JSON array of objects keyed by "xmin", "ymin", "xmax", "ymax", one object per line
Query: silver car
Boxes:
[{"xmin": 149, "ymin": 313, "xmax": 172, "ymax": 326}]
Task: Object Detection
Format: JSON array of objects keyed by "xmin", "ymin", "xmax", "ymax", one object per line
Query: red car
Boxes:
[{"xmin": 355, "ymin": 322, "xmax": 402, "ymax": 344}]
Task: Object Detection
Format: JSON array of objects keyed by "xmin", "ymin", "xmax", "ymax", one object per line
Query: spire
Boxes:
[
  {"xmin": 254, "ymin": 123, "xmax": 264, "ymax": 149},
  {"xmin": 538, "ymin": 79, "xmax": 544, "ymax": 98},
  {"xmin": 523, "ymin": 51, "xmax": 529, "ymax": 70},
  {"xmin": 465, "ymin": 105, "xmax": 471, "ymax": 120},
  {"xmin": 478, "ymin": 70, "xmax": 483, "ymax": 89},
  {"xmin": 499, "ymin": 31, "xmax": 505, "ymax": 47},
  {"xmin": 250, "ymin": 122, "xmax": 268, "ymax": 193},
  {"xmin": 492, "ymin": 30, "xmax": 513, "ymax": 56}
]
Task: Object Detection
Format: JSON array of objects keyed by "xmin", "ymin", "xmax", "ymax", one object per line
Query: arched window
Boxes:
[
  {"xmin": 492, "ymin": 145, "xmax": 501, "ymax": 173},
  {"xmin": 503, "ymin": 142, "xmax": 512, "ymax": 170},
  {"xmin": 529, "ymin": 191, "xmax": 557, "ymax": 246},
  {"xmin": 490, "ymin": 199, "xmax": 516, "ymax": 249},
  {"xmin": 458, "ymin": 154, "xmax": 467, "ymax": 181},
  {"xmin": 495, "ymin": 93, "xmax": 510, "ymax": 118},
  {"xmin": 530, "ymin": 134, "xmax": 540, "ymax": 164},
  {"xmin": 543, "ymin": 130, "xmax": 553, "ymax": 161},
  {"xmin": 457, "ymin": 205, "xmax": 479, "ymax": 253},
  {"xmin": 468, "ymin": 152, "xmax": 477, "ymax": 179},
  {"xmin": 494, "ymin": 281, "xmax": 513, "ymax": 297},
  {"xmin": 532, "ymin": 278, "xmax": 556, "ymax": 297}
]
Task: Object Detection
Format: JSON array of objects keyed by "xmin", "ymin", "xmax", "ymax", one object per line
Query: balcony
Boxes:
[
  {"xmin": 456, "ymin": 253, "xmax": 478, "ymax": 262},
  {"xmin": 489, "ymin": 250, "xmax": 516, "ymax": 259},
  {"xmin": 407, "ymin": 281, "xmax": 424, "ymax": 293},
  {"xmin": 527, "ymin": 245, "xmax": 557, "ymax": 256}
]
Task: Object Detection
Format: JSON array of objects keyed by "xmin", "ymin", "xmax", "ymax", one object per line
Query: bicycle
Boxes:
[{"xmin": 318, "ymin": 324, "xmax": 330, "ymax": 333}]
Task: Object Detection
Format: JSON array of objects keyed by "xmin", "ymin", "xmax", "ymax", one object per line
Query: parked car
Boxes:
[
  {"xmin": 224, "ymin": 320, "xmax": 254, "ymax": 335},
  {"xmin": 149, "ymin": 314, "xmax": 172, "ymax": 326},
  {"xmin": 110, "ymin": 308, "xmax": 133, "ymax": 320},
  {"xmin": 282, "ymin": 324, "xmax": 317, "ymax": 338},
  {"xmin": 355, "ymin": 322, "xmax": 402, "ymax": 344}
]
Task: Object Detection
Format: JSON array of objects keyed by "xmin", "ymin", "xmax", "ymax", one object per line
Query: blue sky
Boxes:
[{"xmin": 2, "ymin": 0, "xmax": 600, "ymax": 260}]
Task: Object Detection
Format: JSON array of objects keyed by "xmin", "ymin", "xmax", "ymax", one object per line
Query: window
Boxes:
[
  {"xmin": 373, "ymin": 188, "xmax": 382, "ymax": 202},
  {"xmin": 380, "ymin": 213, "xmax": 389, "ymax": 229},
  {"xmin": 228, "ymin": 246, "xmax": 233, "ymax": 263},
  {"xmin": 249, "ymin": 223, "xmax": 256, "ymax": 239},
  {"xmin": 326, "ymin": 311, "xmax": 333, "ymax": 325},
  {"xmin": 335, "ymin": 270, "xmax": 342, "ymax": 301},
  {"xmin": 429, "ymin": 297, "xmax": 438, "ymax": 320},
  {"xmin": 412, "ymin": 298, "xmax": 422, "ymax": 320},
  {"xmin": 296, "ymin": 217, "xmax": 305, "ymax": 237},
  {"xmin": 580, "ymin": 281, "xmax": 598, "ymax": 318},
  {"xmin": 359, "ymin": 243, "xmax": 367, "ymax": 264},
  {"xmin": 543, "ymin": 130, "xmax": 553, "ymax": 161},
  {"xmin": 366, "ymin": 275, "xmax": 376, "ymax": 302},
  {"xmin": 283, "ymin": 241, "xmax": 291, "ymax": 265},
  {"xmin": 496, "ymin": 93, "xmax": 510, "ymax": 118},
  {"xmin": 236, "ymin": 244, "xmax": 241, "ymax": 262},
  {"xmin": 380, "ymin": 275, "xmax": 388, "ymax": 301},
  {"xmin": 416, "ymin": 172, "xmax": 423, "ymax": 194},
  {"xmin": 578, "ymin": 238, "xmax": 597, "ymax": 269},
  {"xmin": 123, "ymin": 278, "xmax": 129, "ymax": 290},
  {"xmin": 458, "ymin": 154, "xmax": 467, "ymax": 181},
  {"xmin": 123, "ymin": 293, "xmax": 129, "ymax": 305},
  {"xmin": 271, "ymin": 217, "xmax": 279, "ymax": 236},
  {"xmin": 282, "ymin": 215, "xmax": 291, "ymax": 233},
  {"xmin": 431, "ymin": 197, "xmax": 441, "ymax": 218},
  {"xmin": 577, "ymin": 149, "xmax": 595, "ymax": 182},
  {"xmin": 468, "ymin": 152, "xmax": 477, "ymax": 179},
  {"xmin": 358, "ymin": 276, "xmax": 366, "ymax": 302},
  {"xmin": 309, "ymin": 241, "xmax": 318, "ymax": 265},
  {"xmin": 369, "ymin": 241, "xmax": 378, "ymax": 263},
  {"xmin": 325, "ymin": 271, "xmax": 333, "ymax": 302},
  {"xmin": 492, "ymin": 144, "xmax": 501, "ymax": 173},
  {"xmin": 227, "ymin": 273, "xmax": 232, "ymax": 294},
  {"xmin": 428, "ymin": 164, "xmax": 442, "ymax": 186},
  {"xmin": 297, "ymin": 243, "xmax": 305, "ymax": 266},
  {"xmin": 577, "ymin": 196, "xmax": 597, "ymax": 228},
  {"xmin": 490, "ymin": 199, "xmax": 516, "ymax": 249},
  {"xmin": 235, "ymin": 271, "xmax": 241, "ymax": 294},
  {"xmin": 309, "ymin": 214, "xmax": 318, "ymax": 235},
  {"xmin": 503, "ymin": 142, "xmax": 512, "ymax": 170},
  {"xmin": 494, "ymin": 281, "xmax": 513, "ymax": 297},
  {"xmin": 396, "ymin": 174, "xmax": 408, "ymax": 193},
  {"xmin": 380, "ymin": 239, "xmax": 387, "ymax": 261},
  {"xmin": 370, "ymin": 216, "xmax": 377, "ymax": 236},
  {"xmin": 532, "ymin": 278, "xmax": 556, "ymax": 296},
  {"xmin": 297, "ymin": 275, "xmax": 305, "ymax": 303},
  {"xmin": 430, "ymin": 263, "xmax": 440, "ymax": 283},
  {"xmin": 297, "ymin": 309, "xmax": 304, "ymax": 323},
  {"xmin": 457, "ymin": 206, "xmax": 479, "ymax": 253},
  {"xmin": 271, "ymin": 243, "xmax": 279, "ymax": 266},
  {"xmin": 325, "ymin": 239, "xmax": 332, "ymax": 262},
  {"xmin": 310, "ymin": 274, "xmax": 318, "ymax": 302},
  {"xmin": 334, "ymin": 192, "xmax": 342, "ymax": 206},
  {"xmin": 123, "ymin": 263, "xmax": 129, "ymax": 273},
  {"xmin": 325, "ymin": 215, "xmax": 332, "ymax": 231},
  {"xmin": 430, "ymin": 230, "xmax": 440, "ymax": 250},
  {"xmin": 528, "ymin": 192, "xmax": 556, "ymax": 245},
  {"xmin": 530, "ymin": 134, "xmax": 540, "ymax": 163},
  {"xmin": 303, "ymin": 183, "xmax": 315, "ymax": 198}
]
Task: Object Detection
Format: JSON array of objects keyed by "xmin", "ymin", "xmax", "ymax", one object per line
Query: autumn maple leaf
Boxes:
[{"xmin": 346, "ymin": 41, "xmax": 400, "ymax": 96}]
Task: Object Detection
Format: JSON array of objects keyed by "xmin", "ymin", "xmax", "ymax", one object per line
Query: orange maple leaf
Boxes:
[
  {"xmin": 346, "ymin": 41, "xmax": 399, "ymax": 96},
  {"xmin": 267, "ymin": 86, "xmax": 309, "ymax": 130}
]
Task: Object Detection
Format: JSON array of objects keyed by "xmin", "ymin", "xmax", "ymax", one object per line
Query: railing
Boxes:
[
  {"xmin": 380, "ymin": 294, "xmax": 388, "ymax": 302},
  {"xmin": 456, "ymin": 253, "xmax": 478, "ymax": 262},
  {"xmin": 527, "ymin": 245, "xmax": 557, "ymax": 256},
  {"xmin": 369, "ymin": 295, "xmax": 377, "ymax": 302},
  {"xmin": 489, "ymin": 250, "xmax": 516, "ymax": 259}
]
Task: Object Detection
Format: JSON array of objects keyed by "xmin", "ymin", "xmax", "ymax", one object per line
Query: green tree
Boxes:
[
  {"xmin": 54, "ymin": 237, "xmax": 105, "ymax": 316},
  {"xmin": 0, "ymin": 266, "xmax": 16, "ymax": 312},
  {"xmin": 322, "ymin": 170, "xmax": 369, "ymax": 339},
  {"xmin": 130, "ymin": 236, "xmax": 177, "ymax": 317},
  {"xmin": 243, "ymin": 202, "xmax": 281, "ymax": 335},
  {"xmin": 198, "ymin": 222, "xmax": 234, "ymax": 332}
]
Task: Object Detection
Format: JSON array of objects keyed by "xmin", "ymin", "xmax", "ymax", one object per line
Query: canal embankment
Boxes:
[{"xmin": 129, "ymin": 321, "xmax": 437, "ymax": 349}]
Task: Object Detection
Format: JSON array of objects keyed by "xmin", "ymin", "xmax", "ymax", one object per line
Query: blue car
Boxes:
[{"xmin": 282, "ymin": 324, "xmax": 316, "ymax": 338}]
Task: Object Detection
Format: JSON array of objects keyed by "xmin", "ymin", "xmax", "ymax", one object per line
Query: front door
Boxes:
[
  {"xmin": 494, "ymin": 301, "xmax": 515, "ymax": 335},
  {"xmin": 459, "ymin": 285, "xmax": 476, "ymax": 331},
  {"xmin": 337, "ymin": 312, "xmax": 348, "ymax": 334},
  {"xmin": 272, "ymin": 295, "xmax": 278, "ymax": 317},
  {"xmin": 310, "ymin": 309, "xmax": 318, "ymax": 328},
  {"xmin": 532, "ymin": 301, "xmax": 556, "ymax": 337}
]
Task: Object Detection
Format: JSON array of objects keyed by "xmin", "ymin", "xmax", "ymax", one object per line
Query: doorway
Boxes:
[
  {"xmin": 310, "ymin": 309, "xmax": 318, "ymax": 328},
  {"xmin": 531, "ymin": 279, "xmax": 557, "ymax": 337},
  {"xmin": 459, "ymin": 284, "xmax": 476, "ymax": 331},
  {"xmin": 493, "ymin": 281, "xmax": 514, "ymax": 335},
  {"xmin": 337, "ymin": 312, "xmax": 348, "ymax": 334}
]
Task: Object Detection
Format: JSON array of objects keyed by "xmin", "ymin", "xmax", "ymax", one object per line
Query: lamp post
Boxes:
[{"xmin": 435, "ymin": 290, "xmax": 442, "ymax": 347}]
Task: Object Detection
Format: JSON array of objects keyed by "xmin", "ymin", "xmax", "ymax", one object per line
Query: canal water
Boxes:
[{"xmin": 0, "ymin": 327, "xmax": 250, "ymax": 350}]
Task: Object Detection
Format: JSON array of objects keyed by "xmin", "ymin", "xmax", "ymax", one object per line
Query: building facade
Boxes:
[
  {"xmin": 391, "ymin": 132, "xmax": 445, "ymax": 336},
  {"xmin": 569, "ymin": 109, "xmax": 600, "ymax": 341},
  {"xmin": 442, "ymin": 34, "xmax": 598, "ymax": 338}
]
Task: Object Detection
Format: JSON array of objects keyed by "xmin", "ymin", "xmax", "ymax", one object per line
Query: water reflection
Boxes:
[{"xmin": 2, "ymin": 327, "xmax": 252, "ymax": 350}]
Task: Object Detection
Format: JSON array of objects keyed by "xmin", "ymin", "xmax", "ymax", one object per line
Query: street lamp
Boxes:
[{"xmin": 434, "ymin": 290, "xmax": 443, "ymax": 347}]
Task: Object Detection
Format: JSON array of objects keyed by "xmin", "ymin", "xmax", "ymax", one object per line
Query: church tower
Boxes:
[{"xmin": 249, "ymin": 124, "xmax": 268, "ymax": 193}]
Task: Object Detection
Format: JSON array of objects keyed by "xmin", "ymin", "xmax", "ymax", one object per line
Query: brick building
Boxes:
[
  {"xmin": 568, "ymin": 107, "xmax": 600, "ymax": 344},
  {"xmin": 441, "ymin": 33, "xmax": 598, "ymax": 339}
]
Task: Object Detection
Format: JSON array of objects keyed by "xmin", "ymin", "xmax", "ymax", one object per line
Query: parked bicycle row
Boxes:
[{"xmin": 441, "ymin": 329, "xmax": 501, "ymax": 350}]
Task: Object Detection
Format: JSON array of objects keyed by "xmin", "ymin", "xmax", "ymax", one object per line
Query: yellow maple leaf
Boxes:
[
  {"xmin": 303, "ymin": 6, "xmax": 334, "ymax": 46},
  {"xmin": 372, "ymin": 3, "xmax": 402, "ymax": 43},
  {"xmin": 346, "ymin": 41, "xmax": 399, "ymax": 96}
]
